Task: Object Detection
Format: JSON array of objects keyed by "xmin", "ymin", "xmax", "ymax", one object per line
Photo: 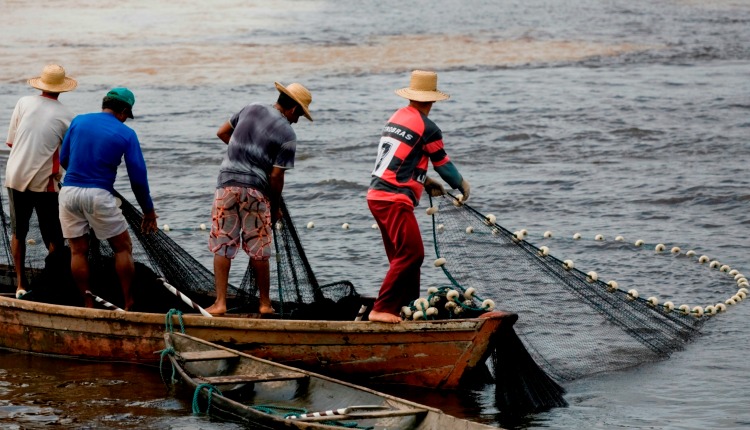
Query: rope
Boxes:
[
  {"xmin": 251, "ymin": 404, "xmax": 308, "ymax": 417},
  {"xmin": 192, "ymin": 383, "xmax": 223, "ymax": 415},
  {"xmin": 157, "ymin": 346, "xmax": 177, "ymax": 386},
  {"xmin": 322, "ymin": 422, "xmax": 371, "ymax": 429},
  {"xmin": 165, "ymin": 308, "xmax": 185, "ymax": 333},
  {"xmin": 249, "ymin": 405, "xmax": 372, "ymax": 429}
]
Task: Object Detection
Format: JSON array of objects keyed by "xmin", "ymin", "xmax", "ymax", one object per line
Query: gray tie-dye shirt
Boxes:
[{"xmin": 216, "ymin": 103, "xmax": 296, "ymax": 195}]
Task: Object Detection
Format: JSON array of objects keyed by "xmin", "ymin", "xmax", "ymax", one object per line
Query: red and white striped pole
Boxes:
[
  {"xmin": 158, "ymin": 278, "xmax": 213, "ymax": 318},
  {"xmin": 85, "ymin": 290, "xmax": 125, "ymax": 312}
]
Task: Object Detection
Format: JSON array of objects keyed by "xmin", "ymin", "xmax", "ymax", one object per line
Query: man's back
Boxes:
[
  {"xmin": 5, "ymin": 95, "xmax": 73, "ymax": 192},
  {"xmin": 61, "ymin": 112, "xmax": 141, "ymax": 192},
  {"xmin": 217, "ymin": 103, "xmax": 296, "ymax": 194}
]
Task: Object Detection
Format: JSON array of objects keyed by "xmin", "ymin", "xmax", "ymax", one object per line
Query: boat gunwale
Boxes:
[{"xmin": 0, "ymin": 295, "xmax": 515, "ymax": 333}]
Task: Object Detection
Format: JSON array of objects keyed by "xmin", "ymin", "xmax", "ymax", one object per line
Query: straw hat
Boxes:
[
  {"xmin": 275, "ymin": 82, "xmax": 313, "ymax": 121},
  {"xmin": 395, "ymin": 70, "xmax": 449, "ymax": 102},
  {"xmin": 27, "ymin": 64, "xmax": 78, "ymax": 93}
]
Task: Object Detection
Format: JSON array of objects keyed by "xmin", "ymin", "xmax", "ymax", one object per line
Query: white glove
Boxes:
[{"xmin": 458, "ymin": 179, "xmax": 470, "ymax": 202}]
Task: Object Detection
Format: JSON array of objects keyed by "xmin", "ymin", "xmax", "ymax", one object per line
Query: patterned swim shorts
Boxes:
[{"xmin": 208, "ymin": 187, "xmax": 271, "ymax": 260}]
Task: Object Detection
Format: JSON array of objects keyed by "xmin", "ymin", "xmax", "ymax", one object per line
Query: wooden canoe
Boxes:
[
  {"xmin": 164, "ymin": 331, "xmax": 499, "ymax": 430},
  {"xmin": 0, "ymin": 294, "xmax": 515, "ymax": 388}
]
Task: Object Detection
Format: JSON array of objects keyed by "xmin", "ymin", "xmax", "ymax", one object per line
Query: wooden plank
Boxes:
[
  {"xmin": 178, "ymin": 350, "xmax": 238, "ymax": 361},
  {"xmin": 291, "ymin": 408, "xmax": 427, "ymax": 422},
  {"xmin": 198, "ymin": 373, "xmax": 308, "ymax": 384}
]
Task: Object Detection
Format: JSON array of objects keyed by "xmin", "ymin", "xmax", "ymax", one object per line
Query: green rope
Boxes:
[
  {"xmin": 251, "ymin": 404, "xmax": 308, "ymax": 416},
  {"xmin": 156, "ymin": 346, "xmax": 177, "ymax": 386},
  {"xmin": 165, "ymin": 308, "xmax": 185, "ymax": 333},
  {"xmin": 192, "ymin": 383, "xmax": 223, "ymax": 415},
  {"xmin": 319, "ymin": 421, "xmax": 372, "ymax": 429}
]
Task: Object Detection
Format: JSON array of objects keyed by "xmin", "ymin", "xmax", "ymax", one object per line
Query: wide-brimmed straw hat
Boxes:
[
  {"xmin": 27, "ymin": 64, "xmax": 78, "ymax": 93},
  {"xmin": 275, "ymin": 82, "xmax": 313, "ymax": 121},
  {"xmin": 395, "ymin": 70, "xmax": 449, "ymax": 102}
]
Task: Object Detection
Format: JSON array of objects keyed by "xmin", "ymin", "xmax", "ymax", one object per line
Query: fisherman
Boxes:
[
  {"xmin": 367, "ymin": 70, "xmax": 471, "ymax": 323},
  {"xmin": 4, "ymin": 64, "xmax": 77, "ymax": 299},
  {"xmin": 205, "ymin": 81, "xmax": 313, "ymax": 316},
  {"xmin": 58, "ymin": 87, "xmax": 159, "ymax": 310}
]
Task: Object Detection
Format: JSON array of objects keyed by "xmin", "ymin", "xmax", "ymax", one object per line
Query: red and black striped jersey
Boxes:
[{"xmin": 367, "ymin": 106, "xmax": 450, "ymax": 206}]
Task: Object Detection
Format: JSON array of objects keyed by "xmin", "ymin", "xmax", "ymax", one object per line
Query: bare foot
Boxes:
[
  {"xmin": 259, "ymin": 304, "xmax": 275, "ymax": 315},
  {"xmin": 204, "ymin": 303, "xmax": 226, "ymax": 316},
  {"xmin": 368, "ymin": 310, "xmax": 402, "ymax": 323}
]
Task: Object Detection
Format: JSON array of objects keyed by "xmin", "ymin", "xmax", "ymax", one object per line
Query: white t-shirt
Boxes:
[{"xmin": 5, "ymin": 95, "xmax": 74, "ymax": 192}]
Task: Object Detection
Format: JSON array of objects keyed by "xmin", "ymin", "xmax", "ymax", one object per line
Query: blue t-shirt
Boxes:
[
  {"xmin": 60, "ymin": 112, "xmax": 154, "ymax": 213},
  {"xmin": 217, "ymin": 103, "xmax": 296, "ymax": 195}
]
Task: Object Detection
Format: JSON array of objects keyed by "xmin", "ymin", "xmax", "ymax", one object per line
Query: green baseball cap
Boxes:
[{"xmin": 106, "ymin": 87, "xmax": 135, "ymax": 118}]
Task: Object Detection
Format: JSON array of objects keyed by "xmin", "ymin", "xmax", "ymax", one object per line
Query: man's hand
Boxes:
[
  {"xmin": 459, "ymin": 179, "xmax": 471, "ymax": 202},
  {"xmin": 271, "ymin": 208, "xmax": 283, "ymax": 224},
  {"xmin": 141, "ymin": 210, "xmax": 158, "ymax": 234},
  {"xmin": 424, "ymin": 176, "xmax": 446, "ymax": 197}
]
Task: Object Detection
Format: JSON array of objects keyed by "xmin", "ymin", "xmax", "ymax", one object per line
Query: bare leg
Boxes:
[
  {"xmin": 206, "ymin": 254, "xmax": 231, "ymax": 315},
  {"xmin": 108, "ymin": 231, "xmax": 134, "ymax": 311},
  {"xmin": 10, "ymin": 235, "xmax": 29, "ymax": 294},
  {"xmin": 68, "ymin": 235, "xmax": 93, "ymax": 308},
  {"xmin": 251, "ymin": 259, "xmax": 274, "ymax": 314},
  {"xmin": 368, "ymin": 310, "xmax": 402, "ymax": 323}
]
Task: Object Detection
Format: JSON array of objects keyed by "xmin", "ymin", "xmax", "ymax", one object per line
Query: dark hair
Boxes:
[
  {"xmin": 277, "ymin": 92, "xmax": 299, "ymax": 112},
  {"xmin": 102, "ymin": 96, "xmax": 132, "ymax": 115}
]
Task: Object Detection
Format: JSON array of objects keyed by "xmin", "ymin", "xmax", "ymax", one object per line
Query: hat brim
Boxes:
[
  {"xmin": 275, "ymin": 82, "xmax": 312, "ymax": 121},
  {"xmin": 27, "ymin": 77, "xmax": 78, "ymax": 93},
  {"xmin": 395, "ymin": 88, "xmax": 450, "ymax": 102}
]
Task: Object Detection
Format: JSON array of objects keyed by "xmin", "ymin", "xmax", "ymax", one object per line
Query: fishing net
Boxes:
[
  {"xmin": 425, "ymin": 193, "xmax": 748, "ymax": 382},
  {"xmin": 0, "ymin": 188, "xmax": 361, "ymax": 320},
  {"xmin": 4, "ymin": 185, "xmax": 744, "ymax": 414}
]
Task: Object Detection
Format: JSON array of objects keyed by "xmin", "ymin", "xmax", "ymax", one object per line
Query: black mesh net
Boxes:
[
  {"xmin": 0, "ymin": 188, "xmax": 361, "ymax": 320},
  {"xmin": 0, "ymin": 186, "xmax": 566, "ymax": 412},
  {"xmin": 427, "ymin": 193, "xmax": 715, "ymax": 382},
  {"xmin": 4, "ymin": 187, "xmax": 732, "ymax": 413}
]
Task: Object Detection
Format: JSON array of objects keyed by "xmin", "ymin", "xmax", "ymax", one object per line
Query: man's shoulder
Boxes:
[
  {"xmin": 71, "ymin": 111, "xmax": 98, "ymax": 125},
  {"xmin": 13, "ymin": 95, "xmax": 40, "ymax": 110},
  {"xmin": 73, "ymin": 113, "xmax": 135, "ymax": 133},
  {"xmin": 16, "ymin": 95, "xmax": 35, "ymax": 104},
  {"xmin": 239, "ymin": 102, "xmax": 271, "ymax": 116}
]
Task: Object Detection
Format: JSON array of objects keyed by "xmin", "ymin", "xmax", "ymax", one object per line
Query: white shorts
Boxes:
[{"xmin": 59, "ymin": 186, "xmax": 128, "ymax": 240}]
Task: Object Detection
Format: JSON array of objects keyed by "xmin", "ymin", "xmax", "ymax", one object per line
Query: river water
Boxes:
[{"xmin": 1, "ymin": 0, "xmax": 749, "ymax": 429}]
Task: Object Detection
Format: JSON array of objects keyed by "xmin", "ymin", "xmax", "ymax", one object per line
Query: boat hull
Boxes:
[
  {"xmin": 0, "ymin": 295, "xmax": 515, "ymax": 388},
  {"xmin": 166, "ymin": 332, "xmax": 499, "ymax": 430}
]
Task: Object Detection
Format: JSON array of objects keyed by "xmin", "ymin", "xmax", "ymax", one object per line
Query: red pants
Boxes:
[{"xmin": 368, "ymin": 199, "xmax": 423, "ymax": 315}]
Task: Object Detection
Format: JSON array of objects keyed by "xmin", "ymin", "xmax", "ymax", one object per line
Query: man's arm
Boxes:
[
  {"xmin": 60, "ymin": 126, "xmax": 72, "ymax": 170},
  {"xmin": 217, "ymin": 121, "xmax": 233, "ymax": 144},
  {"xmin": 268, "ymin": 166, "xmax": 286, "ymax": 223},
  {"xmin": 123, "ymin": 134, "xmax": 155, "ymax": 214},
  {"xmin": 433, "ymin": 161, "xmax": 470, "ymax": 202},
  {"xmin": 6, "ymin": 102, "xmax": 21, "ymax": 148}
]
